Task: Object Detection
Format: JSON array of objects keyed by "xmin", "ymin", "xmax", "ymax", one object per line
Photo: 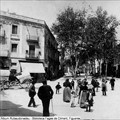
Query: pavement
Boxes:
[{"xmin": 0, "ymin": 76, "xmax": 120, "ymax": 119}]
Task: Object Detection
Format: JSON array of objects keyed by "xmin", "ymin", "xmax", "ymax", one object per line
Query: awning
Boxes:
[{"xmin": 20, "ymin": 62, "xmax": 45, "ymax": 73}]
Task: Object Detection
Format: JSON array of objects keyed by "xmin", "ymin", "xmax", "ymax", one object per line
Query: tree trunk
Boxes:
[
  {"xmin": 98, "ymin": 59, "xmax": 102, "ymax": 76},
  {"xmin": 85, "ymin": 63, "xmax": 88, "ymax": 79},
  {"xmin": 92, "ymin": 59, "xmax": 96, "ymax": 75},
  {"xmin": 105, "ymin": 60, "xmax": 108, "ymax": 78},
  {"xmin": 75, "ymin": 59, "xmax": 79, "ymax": 78},
  {"xmin": 98, "ymin": 59, "xmax": 103, "ymax": 80}
]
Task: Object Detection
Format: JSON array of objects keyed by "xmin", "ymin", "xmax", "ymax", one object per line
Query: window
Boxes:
[
  {"xmin": 29, "ymin": 45, "xmax": 35, "ymax": 58},
  {"xmin": 11, "ymin": 44, "xmax": 17, "ymax": 52},
  {"xmin": 12, "ymin": 25, "xmax": 18, "ymax": 34}
]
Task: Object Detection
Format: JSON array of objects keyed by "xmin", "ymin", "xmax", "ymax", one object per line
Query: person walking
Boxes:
[
  {"xmin": 101, "ymin": 79, "xmax": 107, "ymax": 96},
  {"xmin": 37, "ymin": 80, "xmax": 54, "ymax": 116},
  {"xmin": 91, "ymin": 77, "xmax": 96, "ymax": 96},
  {"xmin": 110, "ymin": 76, "xmax": 115, "ymax": 90},
  {"xmin": 55, "ymin": 82, "xmax": 62, "ymax": 94},
  {"xmin": 63, "ymin": 83, "xmax": 71, "ymax": 103},
  {"xmin": 79, "ymin": 78, "xmax": 88, "ymax": 108},
  {"xmin": 28, "ymin": 81, "xmax": 36, "ymax": 107},
  {"xmin": 95, "ymin": 79, "xmax": 100, "ymax": 92},
  {"xmin": 71, "ymin": 79, "xmax": 75, "ymax": 90}
]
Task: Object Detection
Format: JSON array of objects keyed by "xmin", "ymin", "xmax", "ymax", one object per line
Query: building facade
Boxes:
[{"xmin": 0, "ymin": 11, "xmax": 59, "ymax": 79}]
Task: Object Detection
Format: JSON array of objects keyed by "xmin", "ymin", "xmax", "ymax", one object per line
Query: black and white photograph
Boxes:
[{"xmin": 0, "ymin": 0, "xmax": 120, "ymax": 119}]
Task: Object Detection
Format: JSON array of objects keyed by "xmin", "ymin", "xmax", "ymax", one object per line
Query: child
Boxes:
[
  {"xmin": 28, "ymin": 81, "xmax": 36, "ymax": 107},
  {"xmin": 55, "ymin": 82, "xmax": 62, "ymax": 94},
  {"xmin": 86, "ymin": 85, "xmax": 94, "ymax": 112},
  {"xmin": 71, "ymin": 90, "xmax": 77, "ymax": 107}
]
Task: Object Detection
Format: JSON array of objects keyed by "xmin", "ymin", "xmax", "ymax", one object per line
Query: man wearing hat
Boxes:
[
  {"xmin": 28, "ymin": 80, "xmax": 36, "ymax": 107},
  {"xmin": 38, "ymin": 80, "xmax": 54, "ymax": 116}
]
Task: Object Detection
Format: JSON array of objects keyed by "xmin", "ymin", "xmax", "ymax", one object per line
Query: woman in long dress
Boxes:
[
  {"xmin": 63, "ymin": 86, "xmax": 71, "ymax": 102},
  {"xmin": 76, "ymin": 79, "xmax": 81, "ymax": 104},
  {"xmin": 79, "ymin": 79, "xmax": 88, "ymax": 108}
]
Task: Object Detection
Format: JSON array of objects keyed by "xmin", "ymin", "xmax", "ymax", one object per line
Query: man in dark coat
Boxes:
[
  {"xmin": 91, "ymin": 77, "xmax": 96, "ymax": 96},
  {"xmin": 28, "ymin": 81, "xmax": 36, "ymax": 107},
  {"xmin": 38, "ymin": 80, "xmax": 54, "ymax": 116},
  {"xmin": 110, "ymin": 77, "xmax": 115, "ymax": 90}
]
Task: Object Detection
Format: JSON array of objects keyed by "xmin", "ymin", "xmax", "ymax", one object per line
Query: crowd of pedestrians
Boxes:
[
  {"xmin": 61, "ymin": 76, "xmax": 116, "ymax": 112},
  {"xmin": 26, "ymin": 75, "xmax": 116, "ymax": 116},
  {"xmin": 2, "ymin": 69, "xmax": 116, "ymax": 117}
]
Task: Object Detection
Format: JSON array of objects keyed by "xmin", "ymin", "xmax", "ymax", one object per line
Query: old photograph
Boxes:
[{"xmin": 0, "ymin": 0, "xmax": 120, "ymax": 119}]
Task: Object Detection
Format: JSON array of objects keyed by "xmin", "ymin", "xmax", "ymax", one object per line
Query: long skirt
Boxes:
[
  {"xmin": 102, "ymin": 86, "xmax": 107, "ymax": 91},
  {"xmin": 63, "ymin": 87, "xmax": 71, "ymax": 102},
  {"xmin": 79, "ymin": 90, "xmax": 88, "ymax": 108}
]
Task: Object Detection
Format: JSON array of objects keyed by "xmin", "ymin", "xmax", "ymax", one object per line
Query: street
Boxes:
[{"xmin": 0, "ymin": 76, "xmax": 120, "ymax": 119}]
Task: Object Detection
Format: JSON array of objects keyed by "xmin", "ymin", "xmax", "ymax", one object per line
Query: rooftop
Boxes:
[{"xmin": 0, "ymin": 11, "xmax": 45, "ymax": 25}]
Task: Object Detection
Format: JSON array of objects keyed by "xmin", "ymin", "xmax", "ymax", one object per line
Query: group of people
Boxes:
[
  {"xmin": 26, "ymin": 75, "xmax": 116, "ymax": 116},
  {"xmin": 62, "ymin": 76, "xmax": 116, "ymax": 112},
  {"xmin": 62, "ymin": 78, "xmax": 94, "ymax": 112},
  {"xmin": 28, "ymin": 80, "xmax": 54, "ymax": 116},
  {"xmin": 101, "ymin": 76, "xmax": 116, "ymax": 96},
  {"xmin": 8, "ymin": 69, "xmax": 116, "ymax": 116}
]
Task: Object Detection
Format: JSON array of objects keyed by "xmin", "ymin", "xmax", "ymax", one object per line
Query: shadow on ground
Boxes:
[{"xmin": 0, "ymin": 100, "xmax": 55, "ymax": 116}]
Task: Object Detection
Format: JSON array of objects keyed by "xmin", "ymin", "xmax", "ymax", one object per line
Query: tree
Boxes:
[
  {"xmin": 85, "ymin": 7, "xmax": 119, "ymax": 77},
  {"xmin": 51, "ymin": 6, "xmax": 119, "ymax": 78},
  {"xmin": 51, "ymin": 6, "xmax": 87, "ymax": 75}
]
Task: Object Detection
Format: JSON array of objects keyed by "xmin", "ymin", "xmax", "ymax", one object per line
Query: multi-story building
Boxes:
[{"xmin": 0, "ymin": 11, "xmax": 59, "ymax": 80}]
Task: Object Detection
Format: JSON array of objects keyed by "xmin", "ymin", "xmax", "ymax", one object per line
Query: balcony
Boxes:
[
  {"xmin": 25, "ymin": 51, "xmax": 41, "ymax": 61},
  {"xmin": 26, "ymin": 35, "xmax": 39, "ymax": 43},
  {"xmin": 11, "ymin": 34, "xmax": 20, "ymax": 40}
]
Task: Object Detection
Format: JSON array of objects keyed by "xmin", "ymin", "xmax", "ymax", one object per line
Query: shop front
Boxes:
[{"xmin": 19, "ymin": 61, "xmax": 45, "ymax": 83}]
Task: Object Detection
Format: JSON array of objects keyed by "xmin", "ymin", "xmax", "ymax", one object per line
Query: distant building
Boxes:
[{"xmin": 0, "ymin": 11, "xmax": 59, "ymax": 80}]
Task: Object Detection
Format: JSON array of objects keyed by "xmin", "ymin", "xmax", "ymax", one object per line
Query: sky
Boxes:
[{"xmin": 1, "ymin": 0, "xmax": 120, "ymax": 41}]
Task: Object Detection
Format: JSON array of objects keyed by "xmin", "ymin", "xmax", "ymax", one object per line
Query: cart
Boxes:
[
  {"xmin": 0, "ymin": 69, "xmax": 33, "ymax": 90},
  {"xmin": 16, "ymin": 71, "xmax": 33, "ymax": 88}
]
